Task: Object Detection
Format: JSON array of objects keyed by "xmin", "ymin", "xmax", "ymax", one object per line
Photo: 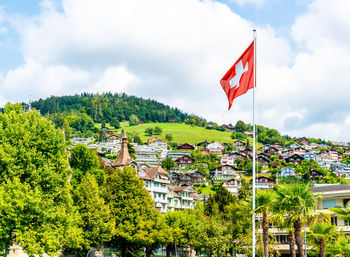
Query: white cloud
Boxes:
[
  {"xmin": 229, "ymin": 0, "xmax": 267, "ymax": 8},
  {"xmin": 0, "ymin": 0, "xmax": 350, "ymax": 141}
]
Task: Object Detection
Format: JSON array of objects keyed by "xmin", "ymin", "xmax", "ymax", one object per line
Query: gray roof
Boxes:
[{"xmin": 312, "ymin": 184, "xmax": 350, "ymax": 193}]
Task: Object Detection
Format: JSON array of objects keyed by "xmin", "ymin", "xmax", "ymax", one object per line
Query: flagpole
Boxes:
[{"xmin": 252, "ymin": 29, "xmax": 257, "ymax": 257}]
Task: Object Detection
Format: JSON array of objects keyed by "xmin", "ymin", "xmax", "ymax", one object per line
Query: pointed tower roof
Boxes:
[{"xmin": 113, "ymin": 130, "xmax": 134, "ymax": 167}]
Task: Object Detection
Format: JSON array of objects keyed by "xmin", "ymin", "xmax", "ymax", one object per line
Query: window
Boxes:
[
  {"xmin": 331, "ymin": 216, "xmax": 338, "ymax": 226},
  {"xmin": 344, "ymin": 220, "xmax": 350, "ymax": 226},
  {"xmin": 323, "ymin": 200, "xmax": 337, "ymax": 209},
  {"xmin": 344, "ymin": 199, "xmax": 350, "ymax": 207}
]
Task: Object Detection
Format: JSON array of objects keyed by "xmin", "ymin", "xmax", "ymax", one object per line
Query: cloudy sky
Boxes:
[{"xmin": 0, "ymin": 0, "xmax": 350, "ymax": 141}]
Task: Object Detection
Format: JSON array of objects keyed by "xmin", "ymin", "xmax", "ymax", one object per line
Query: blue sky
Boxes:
[{"xmin": 0, "ymin": 0, "xmax": 350, "ymax": 141}]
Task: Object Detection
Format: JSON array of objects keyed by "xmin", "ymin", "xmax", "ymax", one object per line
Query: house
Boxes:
[
  {"xmin": 177, "ymin": 143, "xmax": 195, "ymax": 151},
  {"xmin": 206, "ymin": 124, "xmax": 214, "ymax": 130},
  {"xmin": 167, "ymin": 151, "xmax": 191, "ymax": 160},
  {"xmin": 234, "ymin": 140, "xmax": 246, "ymax": 151},
  {"xmin": 229, "ymin": 151, "xmax": 246, "ymax": 160},
  {"xmin": 279, "ymin": 167, "xmax": 297, "ymax": 177},
  {"xmin": 135, "ymin": 148, "xmax": 160, "ymax": 166},
  {"xmin": 137, "ymin": 166, "xmax": 172, "ymax": 213},
  {"xmin": 221, "ymin": 155, "xmax": 236, "ymax": 165},
  {"xmin": 330, "ymin": 163, "xmax": 350, "ymax": 179},
  {"xmin": 295, "ymin": 138, "xmax": 308, "ymax": 144},
  {"xmin": 210, "ymin": 165, "xmax": 240, "ymax": 180},
  {"xmin": 312, "ymin": 184, "xmax": 350, "ymax": 228},
  {"xmin": 263, "ymin": 146, "xmax": 279, "ymax": 156},
  {"xmin": 331, "ymin": 141, "xmax": 349, "ymax": 148},
  {"xmin": 168, "ymin": 118, "xmax": 177, "ymax": 123},
  {"xmin": 175, "ymin": 155, "xmax": 195, "ymax": 166},
  {"xmin": 206, "ymin": 142, "xmax": 224, "ymax": 155},
  {"xmin": 257, "ymin": 153, "xmax": 270, "ymax": 168},
  {"xmin": 221, "ymin": 124, "xmax": 234, "ymax": 132},
  {"xmin": 318, "ymin": 149, "xmax": 343, "ymax": 162},
  {"xmin": 344, "ymin": 149, "xmax": 350, "ymax": 155},
  {"xmin": 250, "ymin": 176, "xmax": 275, "ymax": 189},
  {"xmin": 284, "ymin": 153, "xmax": 304, "ymax": 164},
  {"xmin": 105, "ymin": 135, "xmax": 120, "ymax": 143},
  {"xmin": 222, "ymin": 178, "xmax": 241, "ymax": 194},
  {"xmin": 241, "ymin": 148, "xmax": 253, "ymax": 156},
  {"xmin": 292, "ymin": 146, "xmax": 309, "ymax": 155},
  {"xmin": 170, "ymin": 171, "xmax": 206, "ymax": 185},
  {"xmin": 309, "ymin": 170, "xmax": 324, "ymax": 181},
  {"xmin": 303, "ymin": 153, "xmax": 316, "ymax": 161},
  {"xmin": 147, "ymin": 137, "xmax": 168, "ymax": 148},
  {"xmin": 197, "ymin": 141, "xmax": 207, "ymax": 148},
  {"xmin": 244, "ymin": 131, "xmax": 254, "ymax": 138},
  {"xmin": 136, "ymin": 121, "xmax": 145, "ymax": 125},
  {"xmin": 168, "ymin": 185, "xmax": 198, "ymax": 210}
]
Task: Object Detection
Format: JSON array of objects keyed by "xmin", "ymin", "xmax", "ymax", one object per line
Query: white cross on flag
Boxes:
[{"xmin": 220, "ymin": 41, "xmax": 255, "ymax": 110}]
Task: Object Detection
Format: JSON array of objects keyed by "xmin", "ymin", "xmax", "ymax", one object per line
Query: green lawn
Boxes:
[
  {"xmin": 95, "ymin": 121, "xmax": 262, "ymax": 147},
  {"xmin": 118, "ymin": 122, "xmax": 233, "ymax": 144}
]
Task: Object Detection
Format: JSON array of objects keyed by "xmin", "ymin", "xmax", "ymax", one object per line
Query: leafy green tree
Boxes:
[
  {"xmin": 110, "ymin": 117, "xmax": 120, "ymax": 129},
  {"xmin": 330, "ymin": 202, "xmax": 350, "ymax": 222},
  {"xmin": 133, "ymin": 135, "xmax": 142, "ymax": 144},
  {"xmin": 161, "ymin": 158, "xmax": 176, "ymax": 171},
  {"xmin": 63, "ymin": 118, "xmax": 72, "ymax": 144},
  {"xmin": 205, "ymin": 186, "xmax": 237, "ymax": 215},
  {"xmin": 192, "ymin": 217, "xmax": 231, "ymax": 256},
  {"xmin": 165, "ymin": 133, "xmax": 173, "ymax": 142},
  {"xmin": 104, "ymin": 166, "xmax": 155, "ymax": 257},
  {"xmin": 69, "ymin": 144, "xmax": 105, "ymax": 186},
  {"xmin": 129, "ymin": 114, "xmax": 139, "ymax": 126},
  {"xmin": 0, "ymin": 103, "xmax": 82, "ymax": 255},
  {"xmin": 70, "ymin": 173, "xmax": 115, "ymax": 256},
  {"xmin": 255, "ymin": 189, "xmax": 277, "ymax": 257},
  {"xmin": 145, "ymin": 127, "xmax": 153, "ymax": 136},
  {"xmin": 154, "ymin": 126, "xmax": 162, "ymax": 135},
  {"xmin": 235, "ymin": 120, "xmax": 247, "ymax": 132}
]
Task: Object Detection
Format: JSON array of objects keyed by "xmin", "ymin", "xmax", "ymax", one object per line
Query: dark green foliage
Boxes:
[
  {"xmin": 205, "ymin": 186, "xmax": 237, "ymax": 215},
  {"xmin": 31, "ymin": 93, "xmax": 192, "ymax": 125},
  {"xmin": 154, "ymin": 126, "xmax": 162, "ymax": 135},
  {"xmin": 235, "ymin": 120, "xmax": 247, "ymax": 133},
  {"xmin": 110, "ymin": 117, "xmax": 120, "ymax": 129},
  {"xmin": 145, "ymin": 127, "xmax": 154, "ymax": 136},
  {"xmin": 129, "ymin": 114, "xmax": 139, "ymax": 126},
  {"xmin": 133, "ymin": 135, "xmax": 142, "ymax": 144},
  {"xmin": 161, "ymin": 158, "xmax": 176, "ymax": 171},
  {"xmin": 165, "ymin": 133, "xmax": 173, "ymax": 141}
]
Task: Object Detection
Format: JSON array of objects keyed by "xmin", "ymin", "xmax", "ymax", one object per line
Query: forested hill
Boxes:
[{"xmin": 31, "ymin": 92, "xmax": 192, "ymax": 124}]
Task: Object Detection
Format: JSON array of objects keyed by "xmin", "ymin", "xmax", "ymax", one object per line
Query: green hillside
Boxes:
[{"xmin": 118, "ymin": 122, "xmax": 233, "ymax": 144}]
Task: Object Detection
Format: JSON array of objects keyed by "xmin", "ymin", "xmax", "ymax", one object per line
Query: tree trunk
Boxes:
[
  {"xmin": 294, "ymin": 219, "xmax": 304, "ymax": 257},
  {"xmin": 145, "ymin": 246, "xmax": 153, "ymax": 257},
  {"xmin": 320, "ymin": 238, "xmax": 325, "ymax": 257},
  {"xmin": 289, "ymin": 230, "xmax": 296, "ymax": 257},
  {"xmin": 262, "ymin": 210, "xmax": 269, "ymax": 257},
  {"xmin": 166, "ymin": 245, "xmax": 171, "ymax": 257}
]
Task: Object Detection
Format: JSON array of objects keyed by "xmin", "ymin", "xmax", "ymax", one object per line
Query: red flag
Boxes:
[{"xmin": 220, "ymin": 41, "xmax": 255, "ymax": 110}]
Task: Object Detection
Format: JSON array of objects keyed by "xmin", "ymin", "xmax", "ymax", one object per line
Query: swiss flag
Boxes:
[{"xmin": 220, "ymin": 41, "xmax": 255, "ymax": 110}]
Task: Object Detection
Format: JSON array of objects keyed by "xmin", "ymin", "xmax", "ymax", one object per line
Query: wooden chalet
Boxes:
[
  {"xmin": 222, "ymin": 178, "xmax": 241, "ymax": 194},
  {"xmin": 295, "ymin": 137, "xmax": 308, "ymax": 144},
  {"xmin": 263, "ymin": 146, "xmax": 279, "ymax": 155},
  {"xmin": 284, "ymin": 153, "xmax": 304, "ymax": 164},
  {"xmin": 257, "ymin": 153, "xmax": 270, "ymax": 167},
  {"xmin": 250, "ymin": 176, "xmax": 275, "ymax": 189},
  {"xmin": 178, "ymin": 143, "xmax": 195, "ymax": 151},
  {"xmin": 175, "ymin": 155, "xmax": 195, "ymax": 166},
  {"xmin": 197, "ymin": 141, "xmax": 207, "ymax": 148},
  {"xmin": 309, "ymin": 170, "xmax": 324, "ymax": 181},
  {"xmin": 168, "ymin": 118, "xmax": 177, "ymax": 123},
  {"xmin": 234, "ymin": 140, "xmax": 246, "ymax": 150},
  {"xmin": 169, "ymin": 171, "xmax": 205, "ymax": 185}
]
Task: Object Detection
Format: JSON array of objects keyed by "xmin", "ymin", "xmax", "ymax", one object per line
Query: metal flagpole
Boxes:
[{"xmin": 252, "ymin": 29, "xmax": 257, "ymax": 257}]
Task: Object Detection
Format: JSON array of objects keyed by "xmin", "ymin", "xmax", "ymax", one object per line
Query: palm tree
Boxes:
[
  {"xmin": 330, "ymin": 201, "xmax": 350, "ymax": 223},
  {"xmin": 274, "ymin": 183, "xmax": 319, "ymax": 257},
  {"xmin": 270, "ymin": 211, "xmax": 296, "ymax": 257},
  {"xmin": 255, "ymin": 189, "xmax": 277, "ymax": 257},
  {"xmin": 309, "ymin": 223, "xmax": 336, "ymax": 257}
]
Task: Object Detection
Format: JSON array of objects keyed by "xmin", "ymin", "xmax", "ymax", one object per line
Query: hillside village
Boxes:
[{"xmin": 70, "ymin": 120, "xmax": 350, "ymax": 255}]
